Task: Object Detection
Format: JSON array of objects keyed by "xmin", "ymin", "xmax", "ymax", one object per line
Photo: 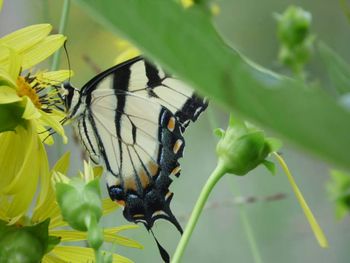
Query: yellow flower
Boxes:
[
  {"xmin": 0, "ymin": 153, "xmax": 142, "ymax": 263},
  {"xmin": 0, "ymin": 24, "xmax": 70, "ymax": 143},
  {"xmin": 0, "ymin": 24, "xmax": 70, "ymax": 221},
  {"xmin": 114, "ymin": 39, "xmax": 140, "ymax": 64},
  {"xmin": 181, "ymin": 0, "xmax": 194, "ymax": 8},
  {"xmin": 180, "ymin": 0, "xmax": 220, "ymax": 15}
]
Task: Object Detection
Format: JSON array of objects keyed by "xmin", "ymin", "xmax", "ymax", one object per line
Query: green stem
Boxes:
[
  {"xmin": 50, "ymin": 0, "xmax": 71, "ymax": 158},
  {"xmin": 95, "ymin": 249, "xmax": 103, "ymax": 263},
  {"xmin": 231, "ymin": 181, "xmax": 263, "ymax": 263},
  {"xmin": 50, "ymin": 0, "xmax": 71, "ymax": 71},
  {"xmin": 172, "ymin": 161, "xmax": 227, "ymax": 263}
]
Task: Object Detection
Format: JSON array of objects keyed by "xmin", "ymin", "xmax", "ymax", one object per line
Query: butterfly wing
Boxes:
[{"xmin": 74, "ymin": 57, "xmax": 207, "ymax": 231}]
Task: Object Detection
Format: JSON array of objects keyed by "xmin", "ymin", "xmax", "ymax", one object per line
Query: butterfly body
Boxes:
[{"xmin": 64, "ymin": 57, "xmax": 207, "ymax": 234}]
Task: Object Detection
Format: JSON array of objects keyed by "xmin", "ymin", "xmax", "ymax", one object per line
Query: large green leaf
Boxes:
[
  {"xmin": 75, "ymin": 0, "xmax": 350, "ymax": 169},
  {"xmin": 318, "ymin": 42, "xmax": 350, "ymax": 95}
]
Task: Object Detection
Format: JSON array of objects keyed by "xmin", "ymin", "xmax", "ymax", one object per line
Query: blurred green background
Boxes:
[{"xmin": 1, "ymin": 0, "xmax": 350, "ymax": 262}]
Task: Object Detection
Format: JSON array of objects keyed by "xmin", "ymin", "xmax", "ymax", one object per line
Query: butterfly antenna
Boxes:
[
  {"xmin": 42, "ymin": 130, "xmax": 57, "ymax": 143},
  {"xmin": 63, "ymin": 40, "xmax": 72, "ymax": 83}
]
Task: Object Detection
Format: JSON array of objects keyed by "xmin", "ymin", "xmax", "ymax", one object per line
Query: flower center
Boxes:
[{"xmin": 16, "ymin": 76, "xmax": 42, "ymax": 109}]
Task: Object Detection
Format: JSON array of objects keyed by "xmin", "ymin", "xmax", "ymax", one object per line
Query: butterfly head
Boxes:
[{"xmin": 61, "ymin": 82, "xmax": 83, "ymax": 119}]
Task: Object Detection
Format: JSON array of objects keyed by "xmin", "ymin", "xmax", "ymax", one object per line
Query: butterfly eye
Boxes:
[
  {"xmin": 62, "ymin": 82, "xmax": 76, "ymax": 109},
  {"xmin": 108, "ymin": 186, "xmax": 124, "ymax": 200}
]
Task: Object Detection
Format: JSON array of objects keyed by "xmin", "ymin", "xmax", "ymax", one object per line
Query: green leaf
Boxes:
[
  {"xmin": 0, "ymin": 102, "xmax": 25, "ymax": 132},
  {"xmin": 262, "ymin": 160, "xmax": 276, "ymax": 175},
  {"xmin": 266, "ymin": 137, "xmax": 283, "ymax": 152},
  {"xmin": 75, "ymin": 0, "xmax": 350, "ymax": 169},
  {"xmin": 318, "ymin": 42, "xmax": 350, "ymax": 95},
  {"xmin": 46, "ymin": 235, "xmax": 61, "ymax": 254}
]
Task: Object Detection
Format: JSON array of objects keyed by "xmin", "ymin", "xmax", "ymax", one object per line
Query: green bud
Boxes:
[
  {"xmin": 327, "ymin": 170, "xmax": 350, "ymax": 219},
  {"xmin": 216, "ymin": 115, "xmax": 277, "ymax": 175},
  {"xmin": 56, "ymin": 178, "xmax": 102, "ymax": 232},
  {"xmin": 276, "ymin": 6, "xmax": 314, "ymax": 74},
  {"xmin": 276, "ymin": 6, "xmax": 312, "ymax": 48},
  {"xmin": 0, "ymin": 219, "xmax": 51, "ymax": 263}
]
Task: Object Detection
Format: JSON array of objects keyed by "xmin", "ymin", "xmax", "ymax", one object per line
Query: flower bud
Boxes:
[
  {"xmin": 0, "ymin": 219, "xmax": 50, "ymax": 263},
  {"xmin": 55, "ymin": 177, "xmax": 102, "ymax": 232},
  {"xmin": 275, "ymin": 6, "xmax": 314, "ymax": 73},
  {"xmin": 216, "ymin": 116, "xmax": 277, "ymax": 175},
  {"xmin": 327, "ymin": 170, "xmax": 350, "ymax": 219},
  {"xmin": 276, "ymin": 6, "xmax": 312, "ymax": 48},
  {"xmin": 54, "ymin": 163, "xmax": 104, "ymax": 251}
]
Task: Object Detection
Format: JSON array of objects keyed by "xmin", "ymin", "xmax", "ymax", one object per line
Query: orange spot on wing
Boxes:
[
  {"xmin": 171, "ymin": 166, "xmax": 181, "ymax": 177},
  {"xmin": 167, "ymin": 117, "xmax": 175, "ymax": 131},
  {"xmin": 124, "ymin": 177, "xmax": 138, "ymax": 192},
  {"xmin": 117, "ymin": 200, "xmax": 125, "ymax": 207},
  {"xmin": 173, "ymin": 139, "xmax": 183, "ymax": 154},
  {"xmin": 147, "ymin": 161, "xmax": 159, "ymax": 176},
  {"xmin": 138, "ymin": 169, "xmax": 150, "ymax": 188},
  {"xmin": 133, "ymin": 214, "xmax": 145, "ymax": 218}
]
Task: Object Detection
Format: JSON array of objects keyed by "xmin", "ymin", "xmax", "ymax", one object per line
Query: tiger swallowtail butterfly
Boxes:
[{"xmin": 63, "ymin": 56, "xmax": 208, "ymax": 262}]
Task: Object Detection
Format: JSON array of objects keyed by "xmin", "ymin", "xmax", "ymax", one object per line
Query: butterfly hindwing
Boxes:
[{"xmin": 68, "ymin": 56, "xmax": 207, "ymax": 232}]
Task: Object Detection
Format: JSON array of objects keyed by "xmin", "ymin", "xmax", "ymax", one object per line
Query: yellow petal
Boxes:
[
  {"xmin": 102, "ymin": 198, "xmax": 119, "ymax": 215},
  {"xmin": 39, "ymin": 110, "xmax": 67, "ymax": 143},
  {"xmin": 7, "ymin": 47, "xmax": 22, "ymax": 80},
  {"xmin": 42, "ymin": 254, "xmax": 66, "ymax": 263},
  {"xmin": 0, "ymin": 197, "xmax": 11, "ymax": 221},
  {"xmin": 38, "ymin": 70, "xmax": 73, "ymax": 84},
  {"xmin": 181, "ymin": 0, "xmax": 194, "ymax": 8},
  {"xmin": 33, "ymin": 152, "xmax": 70, "ymax": 222},
  {"xmin": 53, "ymin": 151, "xmax": 71, "ymax": 174},
  {"xmin": 93, "ymin": 166, "xmax": 104, "ymax": 178},
  {"xmin": 21, "ymin": 34, "xmax": 66, "ymax": 70},
  {"xmin": 0, "ymin": 123, "xmax": 46, "ymax": 220},
  {"xmin": 37, "ymin": 123, "xmax": 54, "ymax": 145},
  {"xmin": 0, "ymin": 66, "xmax": 17, "ymax": 87},
  {"xmin": 0, "ymin": 123, "xmax": 35, "ymax": 193},
  {"xmin": 0, "ymin": 0, "xmax": 3, "ymax": 11},
  {"xmin": 103, "ymin": 226, "xmax": 143, "ymax": 249},
  {"xmin": 0, "ymin": 86, "xmax": 21, "ymax": 104},
  {"xmin": 51, "ymin": 246, "xmax": 133, "ymax": 263},
  {"xmin": 22, "ymin": 96, "xmax": 41, "ymax": 119},
  {"xmin": 115, "ymin": 48, "xmax": 140, "ymax": 64},
  {"xmin": 34, "ymin": 140, "xmax": 50, "ymax": 210},
  {"xmin": 0, "ymin": 24, "xmax": 52, "ymax": 61},
  {"xmin": 50, "ymin": 225, "xmax": 142, "ymax": 249},
  {"xmin": 103, "ymin": 225, "xmax": 139, "ymax": 234}
]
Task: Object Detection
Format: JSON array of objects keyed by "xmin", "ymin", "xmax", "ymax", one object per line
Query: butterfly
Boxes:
[{"xmin": 63, "ymin": 56, "xmax": 207, "ymax": 262}]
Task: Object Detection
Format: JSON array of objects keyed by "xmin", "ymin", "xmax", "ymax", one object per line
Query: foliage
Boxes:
[
  {"xmin": 75, "ymin": 0, "xmax": 350, "ymax": 170},
  {"xmin": 1, "ymin": 1, "xmax": 350, "ymax": 263}
]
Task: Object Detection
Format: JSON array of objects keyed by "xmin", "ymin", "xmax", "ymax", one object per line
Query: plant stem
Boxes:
[
  {"xmin": 231, "ymin": 181, "xmax": 263, "ymax": 263},
  {"xmin": 273, "ymin": 152, "xmax": 328, "ymax": 248},
  {"xmin": 51, "ymin": 0, "xmax": 71, "ymax": 71},
  {"xmin": 172, "ymin": 161, "xmax": 227, "ymax": 263},
  {"xmin": 95, "ymin": 249, "xmax": 103, "ymax": 263}
]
